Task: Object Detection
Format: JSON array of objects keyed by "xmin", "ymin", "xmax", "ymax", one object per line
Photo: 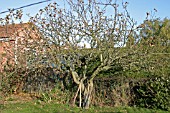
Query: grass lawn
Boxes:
[
  {"xmin": 0, "ymin": 101, "xmax": 169, "ymax": 113},
  {"xmin": 0, "ymin": 93, "xmax": 169, "ymax": 113}
]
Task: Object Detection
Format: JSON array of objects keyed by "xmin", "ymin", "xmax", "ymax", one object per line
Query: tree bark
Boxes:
[{"xmin": 83, "ymin": 80, "xmax": 93, "ymax": 109}]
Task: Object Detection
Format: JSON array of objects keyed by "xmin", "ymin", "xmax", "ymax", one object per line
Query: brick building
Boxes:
[{"xmin": 0, "ymin": 22, "xmax": 41, "ymax": 72}]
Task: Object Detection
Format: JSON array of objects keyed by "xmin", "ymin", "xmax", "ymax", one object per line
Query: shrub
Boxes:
[{"xmin": 133, "ymin": 76, "xmax": 170, "ymax": 111}]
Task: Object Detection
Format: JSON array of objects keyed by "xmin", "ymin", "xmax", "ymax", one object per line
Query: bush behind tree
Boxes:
[{"xmin": 133, "ymin": 76, "xmax": 170, "ymax": 111}]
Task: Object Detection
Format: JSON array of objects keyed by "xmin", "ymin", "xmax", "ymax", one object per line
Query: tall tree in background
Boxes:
[{"xmin": 133, "ymin": 13, "xmax": 170, "ymax": 77}]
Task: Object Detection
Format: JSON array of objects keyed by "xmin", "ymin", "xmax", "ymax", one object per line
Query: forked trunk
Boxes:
[{"xmin": 83, "ymin": 80, "xmax": 93, "ymax": 109}]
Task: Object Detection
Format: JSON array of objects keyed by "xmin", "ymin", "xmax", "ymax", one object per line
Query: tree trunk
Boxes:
[{"xmin": 83, "ymin": 80, "xmax": 93, "ymax": 109}]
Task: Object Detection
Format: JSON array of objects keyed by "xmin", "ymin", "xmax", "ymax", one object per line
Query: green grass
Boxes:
[{"xmin": 0, "ymin": 101, "xmax": 169, "ymax": 113}]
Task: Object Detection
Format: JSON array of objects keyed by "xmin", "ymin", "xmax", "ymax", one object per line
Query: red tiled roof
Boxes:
[{"xmin": 0, "ymin": 23, "xmax": 33, "ymax": 38}]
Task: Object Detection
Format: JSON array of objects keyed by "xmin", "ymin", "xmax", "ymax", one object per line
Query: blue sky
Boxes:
[
  {"xmin": 127, "ymin": 0, "xmax": 170, "ymax": 24},
  {"xmin": 0, "ymin": 0, "xmax": 170, "ymax": 25}
]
